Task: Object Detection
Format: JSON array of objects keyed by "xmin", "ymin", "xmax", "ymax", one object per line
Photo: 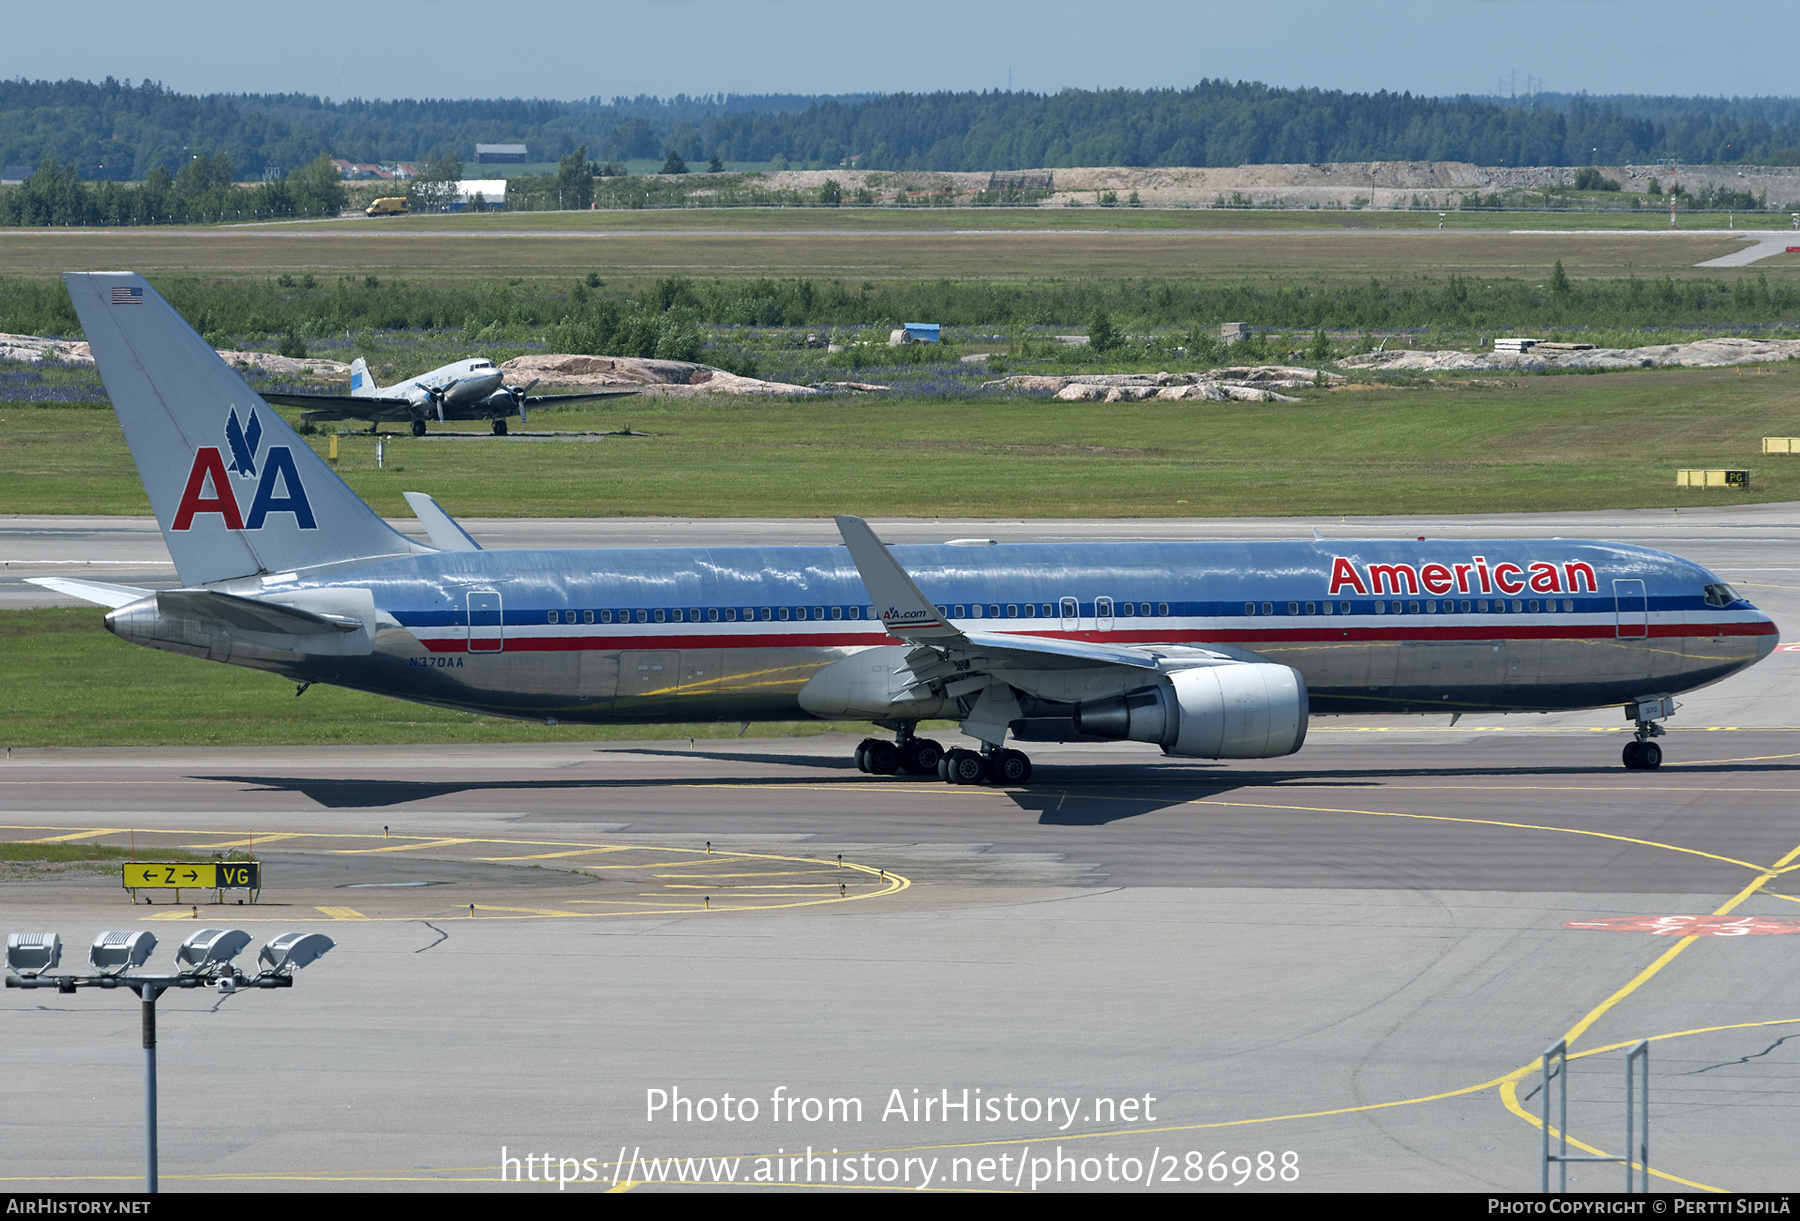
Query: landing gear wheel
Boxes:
[
  {"xmin": 943, "ymin": 748, "xmax": 986, "ymax": 785},
  {"xmin": 989, "ymin": 749, "xmax": 1032, "ymax": 786},
  {"xmin": 854, "ymin": 739, "xmax": 875, "ymax": 773},
  {"xmin": 903, "ymin": 738, "xmax": 943, "ymax": 775},
  {"xmin": 864, "ymin": 740, "xmax": 901, "ymax": 775},
  {"xmin": 1637, "ymin": 740, "xmax": 1662, "ymax": 770},
  {"xmin": 493, "ymin": 418, "xmax": 508, "ymax": 436},
  {"xmin": 411, "ymin": 418, "xmax": 426, "ymax": 437}
]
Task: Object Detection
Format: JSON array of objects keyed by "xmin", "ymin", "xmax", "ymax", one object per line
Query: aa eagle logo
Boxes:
[{"xmin": 171, "ymin": 405, "xmax": 317, "ymax": 531}]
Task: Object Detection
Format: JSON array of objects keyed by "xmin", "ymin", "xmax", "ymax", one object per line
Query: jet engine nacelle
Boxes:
[{"xmin": 1074, "ymin": 663, "xmax": 1308, "ymax": 759}]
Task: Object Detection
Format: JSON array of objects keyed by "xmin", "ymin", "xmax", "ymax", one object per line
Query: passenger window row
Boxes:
[
  {"xmin": 543, "ymin": 605, "xmax": 881, "ymax": 626},
  {"xmin": 535, "ymin": 601, "xmax": 1181, "ymax": 626},
  {"xmin": 1247, "ymin": 599, "xmax": 1577, "ymax": 616},
  {"xmin": 536, "ymin": 597, "xmax": 1587, "ymax": 625}
]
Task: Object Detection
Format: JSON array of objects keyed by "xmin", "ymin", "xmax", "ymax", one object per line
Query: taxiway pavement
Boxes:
[{"xmin": 3, "ymin": 508, "xmax": 1799, "ymax": 1193}]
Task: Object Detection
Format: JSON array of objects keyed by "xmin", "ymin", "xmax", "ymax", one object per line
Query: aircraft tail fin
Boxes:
[
  {"xmin": 350, "ymin": 357, "xmax": 376, "ymax": 395},
  {"xmin": 63, "ymin": 272, "xmax": 426, "ymax": 586}
]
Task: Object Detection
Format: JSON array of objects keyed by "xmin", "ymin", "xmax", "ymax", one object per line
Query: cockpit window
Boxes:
[{"xmin": 1703, "ymin": 583, "xmax": 1742, "ymax": 608}]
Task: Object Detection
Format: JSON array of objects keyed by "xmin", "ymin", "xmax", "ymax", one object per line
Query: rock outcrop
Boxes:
[
  {"xmin": 1337, "ymin": 336, "xmax": 1800, "ymax": 373},
  {"xmin": 984, "ymin": 366, "xmax": 1337, "ymax": 403}
]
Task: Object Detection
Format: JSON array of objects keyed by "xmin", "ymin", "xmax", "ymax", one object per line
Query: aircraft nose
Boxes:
[{"xmin": 1755, "ymin": 612, "xmax": 1780, "ymax": 660}]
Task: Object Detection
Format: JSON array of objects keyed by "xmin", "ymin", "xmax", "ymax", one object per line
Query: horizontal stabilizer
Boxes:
[
  {"xmin": 403, "ymin": 492, "xmax": 483, "ymax": 551},
  {"xmin": 156, "ymin": 590, "xmax": 364, "ymax": 636},
  {"xmin": 25, "ymin": 577, "xmax": 154, "ymax": 609}
]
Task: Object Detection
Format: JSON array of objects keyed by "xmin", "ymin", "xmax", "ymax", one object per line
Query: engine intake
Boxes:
[{"xmin": 1075, "ymin": 664, "xmax": 1308, "ymax": 759}]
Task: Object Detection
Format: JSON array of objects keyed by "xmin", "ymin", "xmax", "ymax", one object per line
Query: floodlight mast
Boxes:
[{"xmin": 5, "ymin": 928, "xmax": 332, "ymax": 1193}]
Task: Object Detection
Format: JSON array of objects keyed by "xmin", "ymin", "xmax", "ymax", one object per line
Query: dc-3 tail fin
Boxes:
[
  {"xmin": 349, "ymin": 356, "xmax": 375, "ymax": 395},
  {"xmin": 63, "ymin": 272, "xmax": 424, "ymax": 586}
]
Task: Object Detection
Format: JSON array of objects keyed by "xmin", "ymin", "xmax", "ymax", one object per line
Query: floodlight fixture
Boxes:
[
  {"xmin": 89, "ymin": 930, "xmax": 157, "ymax": 977},
  {"xmin": 257, "ymin": 932, "xmax": 334, "ymax": 976},
  {"xmin": 6, "ymin": 932, "xmax": 61, "ymax": 978},
  {"xmin": 174, "ymin": 928, "xmax": 251, "ymax": 976}
]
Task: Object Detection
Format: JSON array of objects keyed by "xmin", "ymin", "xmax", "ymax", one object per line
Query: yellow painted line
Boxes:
[
  {"xmin": 476, "ymin": 846, "xmax": 632, "ymax": 861},
  {"xmin": 1487, "ymin": 836, "xmax": 1800, "ymax": 1193},
  {"xmin": 332, "ymin": 838, "xmax": 475, "ymax": 854},
  {"xmin": 1187, "ymin": 797, "xmax": 1767, "ymax": 873},
  {"xmin": 314, "ymin": 906, "xmax": 369, "ymax": 920},
  {"xmin": 652, "ymin": 870, "xmax": 841, "ymax": 878},
  {"xmin": 19, "ymin": 828, "xmax": 128, "ymax": 843},
  {"xmin": 183, "ymin": 833, "xmax": 306, "ymax": 849},
  {"xmin": 468, "ymin": 904, "xmax": 592, "ymax": 918},
  {"xmin": 769, "ymin": 1018, "xmax": 1800, "ymax": 1173},
  {"xmin": 658, "ymin": 883, "xmax": 848, "ymax": 890},
  {"xmin": 585, "ymin": 857, "xmax": 772, "ymax": 870}
]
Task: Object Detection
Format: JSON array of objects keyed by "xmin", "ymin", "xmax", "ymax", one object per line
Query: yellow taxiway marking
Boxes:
[
  {"xmin": 1185, "ymin": 797, "xmax": 1766, "ymax": 873},
  {"xmin": 332, "ymin": 838, "xmax": 476, "ymax": 854},
  {"xmin": 183, "ymin": 833, "xmax": 306, "ymax": 849},
  {"xmin": 0, "ymin": 822, "xmax": 913, "ymax": 923},
  {"xmin": 476, "ymin": 846, "xmax": 632, "ymax": 861},
  {"xmin": 19, "ymin": 828, "xmax": 129, "ymax": 843},
  {"xmin": 652, "ymin": 869, "xmax": 842, "ymax": 878}
]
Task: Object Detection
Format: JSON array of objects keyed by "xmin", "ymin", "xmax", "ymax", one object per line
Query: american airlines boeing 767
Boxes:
[{"xmin": 35, "ymin": 273, "xmax": 1777, "ymax": 783}]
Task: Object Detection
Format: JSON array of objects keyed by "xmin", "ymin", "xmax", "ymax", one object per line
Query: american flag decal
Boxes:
[{"xmin": 111, "ymin": 286, "xmax": 143, "ymax": 305}]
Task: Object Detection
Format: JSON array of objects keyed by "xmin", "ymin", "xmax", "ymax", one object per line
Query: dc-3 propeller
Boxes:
[{"xmin": 505, "ymin": 378, "xmax": 539, "ymax": 427}]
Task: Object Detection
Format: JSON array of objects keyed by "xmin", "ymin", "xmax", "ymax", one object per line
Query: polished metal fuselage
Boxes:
[{"xmin": 111, "ymin": 537, "xmax": 1777, "ymax": 728}]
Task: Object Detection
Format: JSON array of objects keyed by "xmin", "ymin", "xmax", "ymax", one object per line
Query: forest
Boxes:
[{"xmin": 9, "ymin": 77, "xmax": 1800, "ymax": 183}]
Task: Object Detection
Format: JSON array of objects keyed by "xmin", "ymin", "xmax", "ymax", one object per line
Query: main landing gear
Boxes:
[
  {"xmin": 1621, "ymin": 695, "xmax": 1673, "ymax": 771},
  {"xmin": 853, "ymin": 725, "xmax": 1033, "ymax": 786},
  {"xmin": 939, "ymin": 746, "xmax": 1032, "ymax": 786},
  {"xmin": 854, "ymin": 727, "xmax": 943, "ymax": 777},
  {"xmin": 493, "ymin": 418, "xmax": 508, "ymax": 436},
  {"xmin": 411, "ymin": 418, "xmax": 427, "ymax": 437}
]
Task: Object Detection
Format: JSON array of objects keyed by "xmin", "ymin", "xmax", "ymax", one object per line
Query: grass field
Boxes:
[
  {"xmin": 5, "ymin": 208, "xmax": 1799, "ymax": 747},
  {"xmin": 0, "ymin": 607, "xmax": 895, "ymax": 748},
  {"xmin": 0, "ymin": 213, "xmax": 1772, "ymax": 287},
  {"xmin": 7, "ymin": 364, "xmax": 1800, "ymax": 519}
]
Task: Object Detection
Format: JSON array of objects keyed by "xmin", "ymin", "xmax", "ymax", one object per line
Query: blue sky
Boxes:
[{"xmin": 6, "ymin": 1, "xmax": 1796, "ymax": 102}]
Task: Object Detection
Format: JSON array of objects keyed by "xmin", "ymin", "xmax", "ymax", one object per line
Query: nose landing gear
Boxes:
[{"xmin": 1621, "ymin": 695, "xmax": 1674, "ymax": 771}]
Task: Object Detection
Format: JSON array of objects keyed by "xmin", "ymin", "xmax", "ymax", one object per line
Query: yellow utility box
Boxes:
[{"xmin": 1676, "ymin": 469, "xmax": 1750, "ymax": 488}]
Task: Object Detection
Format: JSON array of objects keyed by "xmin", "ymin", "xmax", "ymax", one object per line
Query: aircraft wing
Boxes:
[
  {"xmin": 520, "ymin": 390, "xmax": 639, "ymax": 407},
  {"xmin": 834, "ymin": 515, "xmax": 1248, "ymax": 743},
  {"xmin": 258, "ymin": 392, "xmax": 418, "ymax": 420}
]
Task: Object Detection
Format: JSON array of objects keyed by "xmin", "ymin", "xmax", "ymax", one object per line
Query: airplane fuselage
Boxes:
[
  {"xmin": 105, "ymin": 537, "xmax": 1776, "ymax": 729},
  {"xmin": 390, "ymin": 361, "xmax": 507, "ymax": 417}
]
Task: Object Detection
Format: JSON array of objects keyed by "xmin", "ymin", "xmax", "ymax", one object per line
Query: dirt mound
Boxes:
[
  {"xmin": 985, "ymin": 366, "xmax": 1336, "ymax": 403},
  {"xmin": 502, "ymin": 353, "xmax": 885, "ymax": 397},
  {"xmin": 1338, "ymin": 336, "xmax": 1800, "ymax": 373}
]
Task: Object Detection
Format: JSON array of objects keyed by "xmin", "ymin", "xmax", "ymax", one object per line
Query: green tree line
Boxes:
[
  {"xmin": 15, "ymin": 78, "xmax": 1800, "ymax": 184},
  {"xmin": 0, "ymin": 154, "xmax": 346, "ymax": 226}
]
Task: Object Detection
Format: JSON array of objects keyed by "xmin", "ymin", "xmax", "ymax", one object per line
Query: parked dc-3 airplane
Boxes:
[
  {"xmin": 260, "ymin": 356, "xmax": 635, "ymax": 436},
  {"xmin": 38, "ymin": 273, "xmax": 1778, "ymax": 782}
]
